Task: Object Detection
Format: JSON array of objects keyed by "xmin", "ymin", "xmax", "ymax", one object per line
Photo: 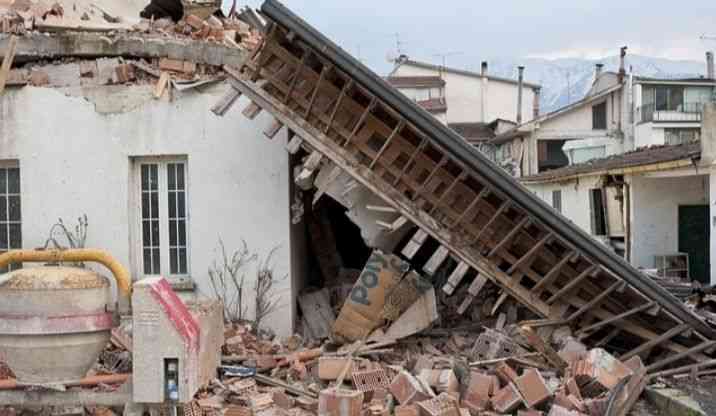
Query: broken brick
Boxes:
[
  {"xmin": 185, "ymin": 14, "xmax": 205, "ymax": 30},
  {"xmin": 565, "ymin": 378, "xmax": 582, "ymax": 401},
  {"xmin": 114, "ymin": 64, "xmax": 136, "ymax": 83},
  {"xmin": 461, "ymin": 372, "xmax": 494, "ymax": 411},
  {"xmin": 319, "ymin": 356, "xmax": 355, "ymax": 380},
  {"xmin": 518, "ymin": 411, "xmax": 544, "ymax": 416},
  {"xmin": 515, "ymin": 369, "xmax": 552, "ymax": 408},
  {"xmin": 491, "ymin": 383, "xmax": 523, "ymax": 414},
  {"xmin": 353, "ymin": 368, "xmax": 391, "ymax": 392},
  {"xmin": 255, "ymin": 355, "xmax": 278, "ymax": 370},
  {"xmin": 29, "ymin": 69, "xmax": 49, "ymax": 87},
  {"xmin": 495, "ymin": 362, "xmax": 519, "ymax": 385},
  {"xmin": 296, "ymin": 396, "xmax": 319, "ymax": 412},
  {"xmin": 318, "ymin": 388, "xmax": 364, "ymax": 416},
  {"xmin": 552, "ymin": 393, "xmax": 585, "ymax": 413},
  {"xmin": 418, "ymin": 369, "xmax": 459, "ymax": 393},
  {"xmin": 272, "ymin": 390, "xmax": 294, "ymax": 410},
  {"xmin": 571, "ymin": 349, "xmax": 632, "ymax": 397},
  {"xmin": 395, "ymin": 405, "xmax": 420, "ymax": 416},
  {"xmin": 390, "ymin": 370, "xmax": 431, "ymax": 405},
  {"xmin": 416, "ymin": 394, "xmax": 461, "ymax": 416},
  {"xmin": 582, "ymin": 398, "xmax": 608, "ymax": 416},
  {"xmin": 159, "ymin": 58, "xmax": 196, "ymax": 75},
  {"xmin": 547, "ymin": 405, "xmax": 587, "ymax": 416}
]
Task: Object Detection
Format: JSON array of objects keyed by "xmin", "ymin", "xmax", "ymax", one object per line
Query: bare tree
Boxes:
[
  {"xmin": 254, "ymin": 246, "xmax": 287, "ymax": 334},
  {"xmin": 208, "ymin": 239, "xmax": 257, "ymax": 323}
]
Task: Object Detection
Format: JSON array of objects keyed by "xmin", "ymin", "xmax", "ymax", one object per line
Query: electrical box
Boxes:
[{"xmin": 132, "ymin": 277, "xmax": 223, "ymax": 404}]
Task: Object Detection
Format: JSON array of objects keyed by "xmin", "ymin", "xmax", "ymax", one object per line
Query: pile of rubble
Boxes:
[{"xmin": 187, "ymin": 320, "xmax": 650, "ymax": 416}]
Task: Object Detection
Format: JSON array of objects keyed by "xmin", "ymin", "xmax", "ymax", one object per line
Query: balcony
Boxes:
[{"xmin": 638, "ymin": 102, "xmax": 704, "ymax": 123}]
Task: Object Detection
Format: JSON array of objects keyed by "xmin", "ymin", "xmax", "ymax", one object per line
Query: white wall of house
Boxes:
[
  {"xmin": 525, "ymin": 175, "xmax": 603, "ymax": 233},
  {"xmin": 0, "ymin": 84, "xmax": 296, "ymax": 335},
  {"xmin": 391, "ymin": 64, "xmax": 536, "ymax": 124},
  {"xmin": 629, "ymin": 174, "xmax": 707, "ymax": 271}
]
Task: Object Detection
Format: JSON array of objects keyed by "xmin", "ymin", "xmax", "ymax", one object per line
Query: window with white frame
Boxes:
[
  {"xmin": 135, "ymin": 158, "xmax": 189, "ymax": 279},
  {"xmin": 0, "ymin": 163, "xmax": 21, "ymax": 273}
]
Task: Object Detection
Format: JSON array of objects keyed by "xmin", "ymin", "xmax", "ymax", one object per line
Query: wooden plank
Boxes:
[
  {"xmin": 0, "ymin": 35, "xmax": 17, "ymax": 94},
  {"xmin": 620, "ymin": 323, "xmax": 690, "ymax": 361},
  {"xmin": 430, "ymin": 171, "xmax": 467, "ymax": 215},
  {"xmin": 488, "ymin": 216, "xmax": 531, "ymax": 258},
  {"xmin": 370, "ymin": 119, "xmax": 405, "ymax": 169},
  {"xmin": 305, "ymin": 65, "xmax": 328, "ymax": 117},
  {"xmin": 343, "ymin": 97, "xmax": 377, "ymax": 147},
  {"xmin": 298, "ymin": 289, "xmax": 336, "ymax": 340},
  {"xmin": 211, "ymin": 85, "xmax": 242, "ymax": 115},
  {"xmin": 567, "ymin": 280, "xmax": 626, "ymax": 322},
  {"xmin": 519, "ymin": 325, "xmax": 568, "ymax": 373},
  {"xmin": 286, "ymin": 134, "xmax": 304, "ymax": 154},
  {"xmin": 506, "ymin": 232, "xmax": 552, "ymax": 275},
  {"xmin": 471, "ymin": 200, "xmax": 510, "ymax": 245},
  {"xmin": 545, "ymin": 264, "xmax": 599, "ymax": 305},
  {"xmin": 242, "ymin": 101, "xmax": 263, "ymax": 119},
  {"xmin": 153, "ymin": 71, "xmax": 171, "ymax": 99},
  {"xmin": 646, "ymin": 340, "xmax": 716, "ymax": 372},
  {"xmin": 423, "ymin": 246, "xmax": 450, "ymax": 276},
  {"xmin": 393, "ymin": 138, "xmax": 427, "ymax": 186},
  {"xmin": 451, "ymin": 187, "xmax": 489, "ymax": 230},
  {"xmin": 457, "ymin": 273, "xmax": 488, "ymax": 315},
  {"xmin": 264, "ymin": 118, "xmax": 284, "ymax": 139},
  {"xmin": 325, "ymin": 79, "xmax": 353, "ymax": 133},
  {"xmin": 577, "ymin": 302, "xmax": 656, "ymax": 339},
  {"xmin": 443, "ymin": 262, "xmax": 470, "ymax": 295},
  {"xmin": 285, "ymin": 50, "xmax": 308, "ymax": 104},
  {"xmin": 531, "ymin": 251, "xmax": 575, "ymax": 295},
  {"xmin": 366, "ymin": 205, "xmax": 399, "ymax": 213},
  {"xmin": 402, "ymin": 229, "xmax": 429, "ymax": 259}
]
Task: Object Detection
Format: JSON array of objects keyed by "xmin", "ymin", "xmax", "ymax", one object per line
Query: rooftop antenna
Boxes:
[
  {"xmin": 393, "ymin": 33, "xmax": 405, "ymax": 56},
  {"xmin": 700, "ymin": 34, "xmax": 716, "ymax": 41},
  {"xmin": 432, "ymin": 51, "xmax": 463, "ymax": 78}
]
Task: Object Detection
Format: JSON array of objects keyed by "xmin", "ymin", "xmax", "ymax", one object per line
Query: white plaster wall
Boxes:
[
  {"xmin": 0, "ymin": 84, "xmax": 296, "ymax": 335},
  {"xmin": 392, "ymin": 64, "xmax": 536, "ymax": 124},
  {"xmin": 629, "ymin": 174, "xmax": 708, "ymax": 270},
  {"xmin": 524, "ymin": 175, "xmax": 602, "ymax": 233},
  {"xmin": 539, "ymin": 91, "xmax": 620, "ymax": 134}
]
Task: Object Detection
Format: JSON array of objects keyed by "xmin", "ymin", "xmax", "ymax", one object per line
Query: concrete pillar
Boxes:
[{"xmin": 517, "ymin": 66, "xmax": 525, "ymax": 124}]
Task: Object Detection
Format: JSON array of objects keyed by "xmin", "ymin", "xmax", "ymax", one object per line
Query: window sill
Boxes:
[{"xmin": 168, "ymin": 278, "xmax": 196, "ymax": 292}]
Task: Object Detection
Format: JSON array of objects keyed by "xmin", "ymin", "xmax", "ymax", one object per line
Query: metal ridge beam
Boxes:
[{"xmin": 260, "ymin": 0, "xmax": 716, "ymax": 339}]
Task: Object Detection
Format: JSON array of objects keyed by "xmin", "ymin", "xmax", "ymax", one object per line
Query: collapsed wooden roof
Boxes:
[{"xmin": 215, "ymin": 0, "xmax": 716, "ymax": 372}]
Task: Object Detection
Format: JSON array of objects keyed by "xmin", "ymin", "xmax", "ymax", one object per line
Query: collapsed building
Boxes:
[{"xmin": 1, "ymin": 1, "xmax": 716, "ymax": 415}]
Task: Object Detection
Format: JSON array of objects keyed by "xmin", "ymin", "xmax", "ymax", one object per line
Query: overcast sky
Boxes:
[{"xmin": 225, "ymin": 1, "xmax": 716, "ymax": 74}]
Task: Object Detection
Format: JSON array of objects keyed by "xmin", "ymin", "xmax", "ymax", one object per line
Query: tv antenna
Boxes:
[{"xmin": 432, "ymin": 52, "xmax": 464, "ymax": 69}]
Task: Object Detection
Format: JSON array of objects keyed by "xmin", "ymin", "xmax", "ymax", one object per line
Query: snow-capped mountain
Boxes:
[{"xmin": 486, "ymin": 55, "xmax": 709, "ymax": 113}]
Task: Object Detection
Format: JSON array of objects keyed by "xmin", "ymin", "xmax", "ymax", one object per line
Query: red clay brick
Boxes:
[
  {"xmin": 495, "ymin": 362, "xmax": 519, "ymax": 385},
  {"xmin": 390, "ymin": 371, "xmax": 430, "ymax": 405},
  {"xmin": 318, "ymin": 388, "xmax": 364, "ymax": 416},
  {"xmin": 185, "ymin": 14, "xmax": 205, "ymax": 30},
  {"xmin": 461, "ymin": 372, "xmax": 494, "ymax": 411},
  {"xmin": 553, "ymin": 393, "xmax": 586, "ymax": 413},
  {"xmin": 491, "ymin": 383, "xmax": 523, "ymax": 414},
  {"xmin": 416, "ymin": 394, "xmax": 461, "ymax": 416},
  {"xmin": 571, "ymin": 349, "xmax": 633, "ymax": 397},
  {"xmin": 565, "ymin": 378, "xmax": 582, "ymax": 401},
  {"xmin": 395, "ymin": 405, "xmax": 420, "ymax": 416},
  {"xmin": 547, "ymin": 405, "xmax": 588, "ymax": 416},
  {"xmin": 518, "ymin": 411, "xmax": 544, "ymax": 416},
  {"xmin": 114, "ymin": 64, "xmax": 135, "ymax": 83},
  {"xmin": 515, "ymin": 369, "xmax": 552, "ymax": 408}
]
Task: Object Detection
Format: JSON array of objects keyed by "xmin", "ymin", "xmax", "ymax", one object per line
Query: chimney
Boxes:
[
  {"xmin": 707, "ymin": 51, "xmax": 715, "ymax": 80},
  {"xmin": 533, "ymin": 87, "xmax": 541, "ymax": 118},
  {"xmin": 618, "ymin": 46, "xmax": 628, "ymax": 83},
  {"xmin": 595, "ymin": 63, "xmax": 604, "ymax": 80},
  {"xmin": 480, "ymin": 61, "xmax": 488, "ymax": 122},
  {"xmin": 517, "ymin": 66, "xmax": 525, "ymax": 124}
]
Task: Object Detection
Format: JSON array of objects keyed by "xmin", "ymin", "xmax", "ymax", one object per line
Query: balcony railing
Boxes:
[{"xmin": 638, "ymin": 102, "xmax": 704, "ymax": 123}]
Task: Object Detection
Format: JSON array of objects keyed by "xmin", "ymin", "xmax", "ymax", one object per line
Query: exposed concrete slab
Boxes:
[
  {"xmin": 645, "ymin": 387, "xmax": 706, "ymax": 416},
  {"xmin": 0, "ymin": 33, "xmax": 247, "ymax": 67}
]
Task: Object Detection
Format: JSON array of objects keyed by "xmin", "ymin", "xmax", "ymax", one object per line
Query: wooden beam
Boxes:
[
  {"xmin": 286, "ymin": 134, "xmax": 304, "ymax": 154},
  {"xmin": 325, "ymin": 79, "xmax": 353, "ymax": 133},
  {"xmin": 488, "ymin": 216, "xmax": 531, "ymax": 258},
  {"xmin": 424, "ymin": 246, "xmax": 450, "ymax": 276},
  {"xmin": 567, "ymin": 280, "xmax": 626, "ymax": 322},
  {"xmin": 211, "ymin": 83, "xmax": 242, "ymax": 115},
  {"xmin": 402, "ymin": 229, "xmax": 429, "ymax": 259},
  {"xmin": 285, "ymin": 50, "xmax": 308, "ymax": 104},
  {"xmin": 457, "ymin": 273, "xmax": 488, "ymax": 315},
  {"xmin": 451, "ymin": 187, "xmax": 489, "ymax": 230},
  {"xmin": 264, "ymin": 118, "xmax": 284, "ymax": 139},
  {"xmin": 443, "ymin": 262, "xmax": 470, "ymax": 295},
  {"xmin": 577, "ymin": 302, "xmax": 656, "ymax": 339},
  {"xmin": 546, "ymin": 264, "xmax": 599, "ymax": 305},
  {"xmin": 506, "ymin": 232, "xmax": 553, "ymax": 275},
  {"xmin": 343, "ymin": 96, "xmax": 377, "ymax": 147},
  {"xmin": 370, "ymin": 119, "xmax": 405, "ymax": 169},
  {"xmin": 520, "ymin": 325, "xmax": 568, "ymax": 374},
  {"xmin": 430, "ymin": 171, "xmax": 467, "ymax": 215},
  {"xmin": 531, "ymin": 251, "xmax": 575, "ymax": 295},
  {"xmin": 242, "ymin": 101, "xmax": 263, "ymax": 119},
  {"xmin": 471, "ymin": 200, "xmax": 511, "ymax": 245},
  {"xmin": 412, "ymin": 156, "xmax": 447, "ymax": 201},
  {"xmin": 646, "ymin": 340, "xmax": 716, "ymax": 372},
  {"xmin": 393, "ymin": 138, "xmax": 427, "ymax": 186},
  {"xmin": 491, "ymin": 292, "xmax": 509, "ymax": 316},
  {"xmin": 620, "ymin": 323, "xmax": 691, "ymax": 362},
  {"xmin": 0, "ymin": 35, "xmax": 18, "ymax": 95}
]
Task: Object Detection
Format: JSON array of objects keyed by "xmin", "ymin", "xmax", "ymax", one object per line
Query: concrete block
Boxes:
[
  {"xmin": 491, "ymin": 383, "xmax": 523, "ymax": 414},
  {"xmin": 644, "ymin": 388, "xmax": 706, "ymax": 416},
  {"xmin": 416, "ymin": 394, "xmax": 460, "ymax": 416},
  {"xmin": 514, "ymin": 369, "xmax": 551, "ymax": 408},
  {"xmin": 318, "ymin": 388, "xmax": 365, "ymax": 416},
  {"xmin": 352, "ymin": 368, "xmax": 391, "ymax": 392},
  {"xmin": 390, "ymin": 370, "xmax": 431, "ymax": 405}
]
